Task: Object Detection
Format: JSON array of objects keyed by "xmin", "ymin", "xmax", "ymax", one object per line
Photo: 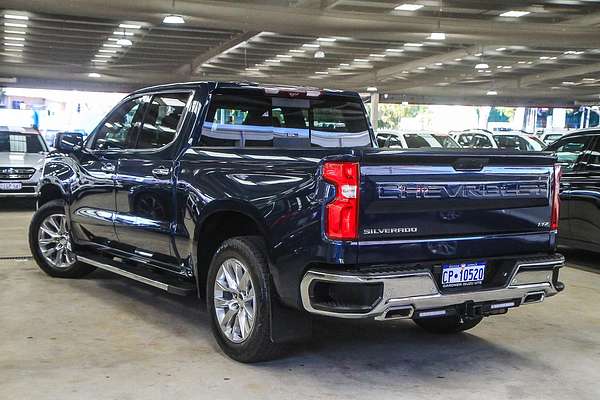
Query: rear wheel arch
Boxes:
[{"xmin": 193, "ymin": 206, "xmax": 271, "ymax": 297}]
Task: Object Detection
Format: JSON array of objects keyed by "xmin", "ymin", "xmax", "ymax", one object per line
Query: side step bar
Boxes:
[{"xmin": 78, "ymin": 255, "xmax": 195, "ymax": 296}]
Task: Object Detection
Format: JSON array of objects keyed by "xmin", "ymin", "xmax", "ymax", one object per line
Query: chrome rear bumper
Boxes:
[{"xmin": 300, "ymin": 256, "xmax": 564, "ymax": 320}]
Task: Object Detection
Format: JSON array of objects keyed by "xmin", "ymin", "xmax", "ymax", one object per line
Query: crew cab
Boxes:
[{"xmin": 29, "ymin": 82, "xmax": 564, "ymax": 362}]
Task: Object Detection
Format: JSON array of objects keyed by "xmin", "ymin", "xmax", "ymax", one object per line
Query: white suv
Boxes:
[{"xmin": 0, "ymin": 127, "xmax": 49, "ymax": 198}]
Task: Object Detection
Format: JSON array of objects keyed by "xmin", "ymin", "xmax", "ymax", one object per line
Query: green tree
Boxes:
[{"xmin": 376, "ymin": 103, "xmax": 429, "ymax": 130}]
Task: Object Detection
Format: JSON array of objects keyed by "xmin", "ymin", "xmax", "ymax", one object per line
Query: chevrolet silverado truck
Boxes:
[{"xmin": 29, "ymin": 82, "xmax": 565, "ymax": 362}]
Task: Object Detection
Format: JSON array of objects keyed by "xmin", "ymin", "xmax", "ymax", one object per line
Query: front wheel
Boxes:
[
  {"xmin": 206, "ymin": 236, "xmax": 284, "ymax": 362},
  {"xmin": 29, "ymin": 200, "xmax": 95, "ymax": 278},
  {"xmin": 413, "ymin": 315, "xmax": 483, "ymax": 334}
]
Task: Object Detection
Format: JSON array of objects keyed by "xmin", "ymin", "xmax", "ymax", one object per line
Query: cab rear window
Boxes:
[{"xmin": 199, "ymin": 92, "xmax": 371, "ymax": 148}]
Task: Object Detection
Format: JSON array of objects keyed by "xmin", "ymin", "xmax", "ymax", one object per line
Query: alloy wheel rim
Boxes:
[
  {"xmin": 38, "ymin": 213, "xmax": 76, "ymax": 269},
  {"xmin": 213, "ymin": 258, "xmax": 256, "ymax": 343}
]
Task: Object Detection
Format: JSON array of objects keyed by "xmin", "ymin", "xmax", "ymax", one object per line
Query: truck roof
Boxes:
[{"xmin": 130, "ymin": 81, "xmax": 361, "ymax": 99}]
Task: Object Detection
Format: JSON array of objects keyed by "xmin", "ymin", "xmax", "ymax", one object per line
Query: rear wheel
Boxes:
[
  {"xmin": 413, "ymin": 315, "xmax": 483, "ymax": 334},
  {"xmin": 206, "ymin": 236, "xmax": 284, "ymax": 362},
  {"xmin": 29, "ymin": 200, "xmax": 95, "ymax": 278}
]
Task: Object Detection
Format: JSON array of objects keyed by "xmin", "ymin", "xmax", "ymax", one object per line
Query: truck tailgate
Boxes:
[{"xmin": 357, "ymin": 149, "xmax": 557, "ymax": 264}]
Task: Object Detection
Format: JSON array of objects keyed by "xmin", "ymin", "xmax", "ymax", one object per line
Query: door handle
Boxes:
[
  {"xmin": 100, "ymin": 163, "xmax": 115, "ymax": 173},
  {"xmin": 152, "ymin": 167, "xmax": 171, "ymax": 178}
]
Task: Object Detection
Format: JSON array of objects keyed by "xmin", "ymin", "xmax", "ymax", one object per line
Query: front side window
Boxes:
[
  {"xmin": 136, "ymin": 92, "xmax": 191, "ymax": 149},
  {"xmin": 92, "ymin": 97, "xmax": 146, "ymax": 151},
  {"xmin": 403, "ymin": 134, "xmax": 435, "ymax": 148},
  {"xmin": 200, "ymin": 92, "xmax": 371, "ymax": 148},
  {"xmin": 0, "ymin": 133, "xmax": 47, "ymax": 153}
]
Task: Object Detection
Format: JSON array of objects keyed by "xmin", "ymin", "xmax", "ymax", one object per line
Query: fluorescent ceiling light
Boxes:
[
  {"xmin": 119, "ymin": 23, "xmax": 141, "ymax": 29},
  {"xmin": 454, "ymin": 58, "xmax": 462, "ymax": 61},
  {"xmin": 394, "ymin": 4, "xmax": 424, "ymax": 11},
  {"xmin": 276, "ymin": 54, "xmax": 292, "ymax": 58},
  {"xmin": 4, "ymin": 30, "xmax": 26, "ymax": 35},
  {"xmin": 99, "ymin": 49, "xmax": 117, "ymax": 53},
  {"xmin": 4, "ymin": 36, "xmax": 24, "ymax": 41},
  {"xmin": 339, "ymin": 63, "xmax": 350, "ymax": 66},
  {"xmin": 386, "ymin": 48, "xmax": 404, "ymax": 53},
  {"xmin": 289, "ymin": 49, "xmax": 305, "ymax": 53},
  {"xmin": 4, "ymin": 47, "xmax": 22, "ymax": 52},
  {"xmin": 163, "ymin": 15, "xmax": 185, "ymax": 24},
  {"xmin": 486, "ymin": 90, "xmax": 498, "ymax": 96},
  {"xmin": 116, "ymin": 38, "xmax": 132, "ymax": 46},
  {"xmin": 315, "ymin": 71, "xmax": 328, "ymax": 75},
  {"xmin": 354, "ymin": 58, "xmax": 369, "ymax": 62},
  {"xmin": 103, "ymin": 43, "xmax": 121, "ymax": 48},
  {"xmin": 428, "ymin": 32, "xmax": 446, "ymax": 40},
  {"xmin": 518, "ymin": 60, "xmax": 526, "ymax": 63},
  {"xmin": 562, "ymin": 81, "xmax": 576, "ymax": 85},
  {"xmin": 369, "ymin": 54, "xmax": 386, "ymax": 57},
  {"xmin": 245, "ymin": 67, "xmax": 259, "ymax": 71},
  {"xmin": 435, "ymin": 62, "xmax": 443, "ymax": 66},
  {"xmin": 114, "ymin": 31, "xmax": 134, "ymax": 36},
  {"xmin": 4, "ymin": 42, "xmax": 24, "ymax": 47},
  {"xmin": 88, "ymin": 72, "xmax": 102, "ymax": 78},
  {"xmin": 4, "ymin": 14, "xmax": 28, "ymax": 20},
  {"xmin": 265, "ymin": 59, "xmax": 281, "ymax": 63},
  {"xmin": 496, "ymin": 47, "xmax": 506, "ymax": 51},
  {"xmin": 302, "ymin": 43, "xmax": 320, "ymax": 48},
  {"xmin": 475, "ymin": 63, "xmax": 489, "ymax": 69},
  {"xmin": 539, "ymin": 56, "xmax": 550, "ymax": 60},
  {"xmin": 404, "ymin": 42, "xmax": 423, "ymax": 47},
  {"xmin": 317, "ymin": 37, "xmax": 336, "ymax": 42},
  {"xmin": 366, "ymin": 87, "xmax": 378, "ymax": 92},
  {"xmin": 582, "ymin": 78, "xmax": 595, "ymax": 81},
  {"xmin": 92, "ymin": 59, "xmax": 108, "ymax": 63},
  {"xmin": 417, "ymin": 66, "xmax": 426, "ymax": 70},
  {"xmin": 503, "ymin": 66, "xmax": 512, "ymax": 69},
  {"xmin": 474, "ymin": 53, "xmax": 483, "ymax": 57},
  {"xmin": 497, "ymin": 66, "xmax": 503, "ymax": 69},
  {"xmin": 4, "ymin": 22, "xmax": 27, "ymax": 28},
  {"xmin": 95, "ymin": 54, "xmax": 112, "ymax": 58},
  {"xmin": 107, "ymin": 38, "xmax": 119, "ymax": 41},
  {"xmin": 500, "ymin": 10, "xmax": 530, "ymax": 17}
]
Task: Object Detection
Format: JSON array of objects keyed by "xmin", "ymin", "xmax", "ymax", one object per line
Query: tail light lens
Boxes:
[
  {"xmin": 551, "ymin": 164, "xmax": 562, "ymax": 230},
  {"xmin": 323, "ymin": 161, "xmax": 360, "ymax": 240}
]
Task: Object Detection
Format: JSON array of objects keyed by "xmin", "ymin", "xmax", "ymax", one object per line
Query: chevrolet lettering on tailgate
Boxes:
[{"xmin": 377, "ymin": 181, "xmax": 548, "ymax": 200}]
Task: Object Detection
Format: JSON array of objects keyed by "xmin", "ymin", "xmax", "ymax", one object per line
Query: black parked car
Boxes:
[{"xmin": 546, "ymin": 128, "xmax": 600, "ymax": 251}]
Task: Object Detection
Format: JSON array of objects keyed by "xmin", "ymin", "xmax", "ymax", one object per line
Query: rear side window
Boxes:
[
  {"xmin": 403, "ymin": 134, "xmax": 434, "ymax": 148},
  {"xmin": 136, "ymin": 92, "xmax": 191, "ymax": 149},
  {"xmin": 200, "ymin": 92, "xmax": 371, "ymax": 148},
  {"xmin": 547, "ymin": 135, "xmax": 591, "ymax": 171},
  {"xmin": 493, "ymin": 135, "xmax": 530, "ymax": 151}
]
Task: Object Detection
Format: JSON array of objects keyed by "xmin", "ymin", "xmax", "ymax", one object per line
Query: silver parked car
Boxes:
[{"xmin": 0, "ymin": 127, "xmax": 49, "ymax": 198}]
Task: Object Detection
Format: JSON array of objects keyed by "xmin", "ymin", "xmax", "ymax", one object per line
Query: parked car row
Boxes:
[{"xmin": 377, "ymin": 129, "xmax": 550, "ymax": 151}]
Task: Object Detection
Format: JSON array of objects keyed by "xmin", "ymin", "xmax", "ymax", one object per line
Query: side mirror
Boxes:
[{"xmin": 54, "ymin": 132, "xmax": 84, "ymax": 153}]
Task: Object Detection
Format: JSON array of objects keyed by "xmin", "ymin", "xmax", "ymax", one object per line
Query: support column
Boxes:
[{"xmin": 370, "ymin": 92, "xmax": 379, "ymax": 131}]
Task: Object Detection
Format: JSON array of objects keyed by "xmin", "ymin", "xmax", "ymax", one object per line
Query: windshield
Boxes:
[
  {"xmin": 0, "ymin": 132, "xmax": 48, "ymax": 153},
  {"xmin": 201, "ymin": 92, "xmax": 371, "ymax": 148},
  {"xmin": 493, "ymin": 134, "xmax": 541, "ymax": 151}
]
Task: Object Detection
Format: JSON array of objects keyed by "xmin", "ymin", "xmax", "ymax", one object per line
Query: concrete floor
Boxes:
[{"xmin": 2, "ymin": 205, "xmax": 600, "ymax": 400}]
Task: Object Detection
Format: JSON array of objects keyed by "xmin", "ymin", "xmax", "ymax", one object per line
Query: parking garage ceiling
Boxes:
[{"xmin": 1, "ymin": 0, "xmax": 600, "ymax": 106}]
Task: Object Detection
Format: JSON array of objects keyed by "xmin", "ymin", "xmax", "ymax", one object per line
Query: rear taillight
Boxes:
[
  {"xmin": 323, "ymin": 161, "xmax": 360, "ymax": 240},
  {"xmin": 551, "ymin": 164, "xmax": 562, "ymax": 230}
]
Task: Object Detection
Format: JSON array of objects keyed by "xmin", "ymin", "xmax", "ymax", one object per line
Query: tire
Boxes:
[
  {"xmin": 206, "ymin": 236, "xmax": 284, "ymax": 363},
  {"xmin": 29, "ymin": 200, "xmax": 95, "ymax": 278},
  {"xmin": 413, "ymin": 315, "xmax": 483, "ymax": 334}
]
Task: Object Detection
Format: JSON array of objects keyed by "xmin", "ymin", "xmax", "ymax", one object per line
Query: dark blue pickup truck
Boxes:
[{"xmin": 29, "ymin": 81, "xmax": 564, "ymax": 362}]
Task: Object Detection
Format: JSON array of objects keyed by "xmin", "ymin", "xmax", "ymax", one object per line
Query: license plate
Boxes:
[
  {"xmin": 0, "ymin": 182, "xmax": 22, "ymax": 191},
  {"xmin": 441, "ymin": 262, "xmax": 486, "ymax": 287}
]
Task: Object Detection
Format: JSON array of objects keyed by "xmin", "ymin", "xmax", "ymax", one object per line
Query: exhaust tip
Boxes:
[
  {"xmin": 383, "ymin": 306, "xmax": 414, "ymax": 320},
  {"xmin": 523, "ymin": 291, "xmax": 545, "ymax": 304}
]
